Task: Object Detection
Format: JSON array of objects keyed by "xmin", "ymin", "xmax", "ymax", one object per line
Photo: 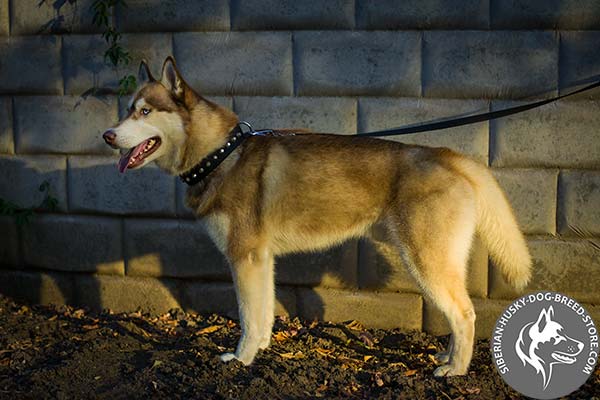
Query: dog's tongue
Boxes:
[{"xmin": 118, "ymin": 141, "xmax": 147, "ymax": 173}]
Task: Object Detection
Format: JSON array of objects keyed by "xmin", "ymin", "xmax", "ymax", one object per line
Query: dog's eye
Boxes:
[{"xmin": 141, "ymin": 108, "xmax": 151, "ymax": 116}]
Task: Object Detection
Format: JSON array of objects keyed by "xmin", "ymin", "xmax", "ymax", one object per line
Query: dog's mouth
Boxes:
[
  {"xmin": 552, "ymin": 351, "xmax": 577, "ymax": 364},
  {"xmin": 118, "ymin": 136, "xmax": 162, "ymax": 173}
]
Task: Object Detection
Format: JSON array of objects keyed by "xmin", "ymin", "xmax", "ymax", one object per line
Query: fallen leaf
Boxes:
[
  {"xmin": 404, "ymin": 369, "xmax": 417, "ymax": 377},
  {"xmin": 315, "ymin": 348, "xmax": 334, "ymax": 357},
  {"xmin": 151, "ymin": 360, "xmax": 163, "ymax": 369},
  {"xmin": 276, "ymin": 351, "xmax": 304, "ymax": 359},
  {"xmin": 363, "ymin": 355, "xmax": 374, "ymax": 362},
  {"xmin": 195, "ymin": 325, "xmax": 222, "ymax": 335},
  {"xmin": 358, "ymin": 331, "xmax": 375, "ymax": 347},
  {"xmin": 345, "ymin": 320, "xmax": 364, "ymax": 331},
  {"xmin": 82, "ymin": 324, "xmax": 99, "ymax": 330},
  {"xmin": 273, "ymin": 331, "xmax": 290, "ymax": 342},
  {"xmin": 465, "ymin": 387, "xmax": 481, "ymax": 395},
  {"xmin": 374, "ymin": 372, "xmax": 384, "ymax": 387},
  {"xmin": 48, "ymin": 315, "xmax": 57, "ymax": 321}
]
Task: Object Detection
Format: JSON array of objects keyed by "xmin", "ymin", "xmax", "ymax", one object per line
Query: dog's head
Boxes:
[
  {"xmin": 515, "ymin": 306, "xmax": 584, "ymax": 389},
  {"xmin": 102, "ymin": 57, "xmax": 190, "ymax": 173}
]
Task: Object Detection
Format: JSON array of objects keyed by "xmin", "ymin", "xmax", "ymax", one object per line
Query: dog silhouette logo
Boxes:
[
  {"xmin": 515, "ymin": 306, "xmax": 584, "ymax": 389},
  {"xmin": 491, "ymin": 292, "xmax": 598, "ymax": 399}
]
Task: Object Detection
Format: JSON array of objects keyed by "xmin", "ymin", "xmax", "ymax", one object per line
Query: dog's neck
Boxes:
[{"xmin": 177, "ymin": 98, "xmax": 239, "ymax": 175}]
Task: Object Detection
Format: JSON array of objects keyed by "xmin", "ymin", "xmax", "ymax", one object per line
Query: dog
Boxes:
[
  {"xmin": 102, "ymin": 57, "xmax": 532, "ymax": 377},
  {"xmin": 515, "ymin": 306, "xmax": 584, "ymax": 389}
]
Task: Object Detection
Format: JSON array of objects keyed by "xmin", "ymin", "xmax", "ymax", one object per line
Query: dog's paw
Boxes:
[
  {"xmin": 220, "ymin": 352, "xmax": 238, "ymax": 363},
  {"xmin": 434, "ymin": 351, "xmax": 450, "ymax": 364},
  {"xmin": 433, "ymin": 364, "xmax": 465, "ymax": 377},
  {"xmin": 219, "ymin": 352, "xmax": 254, "ymax": 365}
]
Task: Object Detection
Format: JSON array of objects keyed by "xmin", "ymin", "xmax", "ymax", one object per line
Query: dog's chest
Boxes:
[{"xmin": 201, "ymin": 212, "xmax": 231, "ymax": 254}]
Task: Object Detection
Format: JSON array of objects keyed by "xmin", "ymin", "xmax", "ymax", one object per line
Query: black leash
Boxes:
[{"xmin": 356, "ymin": 80, "xmax": 600, "ymax": 138}]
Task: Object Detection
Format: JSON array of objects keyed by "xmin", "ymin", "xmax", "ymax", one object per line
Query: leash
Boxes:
[{"xmin": 356, "ymin": 80, "xmax": 600, "ymax": 137}]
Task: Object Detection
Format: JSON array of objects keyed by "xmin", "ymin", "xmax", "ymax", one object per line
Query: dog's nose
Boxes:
[{"xmin": 103, "ymin": 130, "xmax": 117, "ymax": 146}]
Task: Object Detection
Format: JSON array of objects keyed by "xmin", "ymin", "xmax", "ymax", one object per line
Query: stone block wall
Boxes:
[{"xmin": 1, "ymin": 0, "xmax": 599, "ymax": 338}]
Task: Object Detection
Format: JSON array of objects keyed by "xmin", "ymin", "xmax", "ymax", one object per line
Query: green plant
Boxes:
[
  {"xmin": 0, "ymin": 181, "xmax": 59, "ymax": 226},
  {"xmin": 91, "ymin": 0, "xmax": 136, "ymax": 96}
]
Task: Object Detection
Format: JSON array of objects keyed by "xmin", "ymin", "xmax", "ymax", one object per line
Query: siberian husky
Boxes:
[{"xmin": 102, "ymin": 57, "xmax": 532, "ymax": 376}]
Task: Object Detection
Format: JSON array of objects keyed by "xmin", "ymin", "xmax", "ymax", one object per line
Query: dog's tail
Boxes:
[{"xmin": 452, "ymin": 157, "xmax": 532, "ymax": 291}]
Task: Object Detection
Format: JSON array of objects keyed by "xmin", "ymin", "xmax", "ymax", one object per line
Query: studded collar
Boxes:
[{"xmin": 179, "ymin": 122, "xmax": 273, "ymax": 186}]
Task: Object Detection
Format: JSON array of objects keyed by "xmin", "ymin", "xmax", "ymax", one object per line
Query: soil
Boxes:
[{"xmin": 0, "ymin": 294, "xmax": 598, "ymax": 399}]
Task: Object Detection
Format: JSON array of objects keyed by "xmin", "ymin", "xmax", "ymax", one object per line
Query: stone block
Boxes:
[
  {"xmin": 295, "ymin": 31, "xmax": 421, "ymax": 97},
  {"xmin": 181, "ymin": 282, "xmax": 295, "ymax": 318},
  {"xmin": 63, "ymin": 33, "xmax": 173, "ymax": 95},
  {"xmin": 357, "ymin": 97, "xmax": 489, "ymax": 163},
  {"xmin": 423, "ymin": 298, "xmax": 511, "ymax": 338},
  {"xmin": 489, "ymin": 238, "xmax": 600, "ymax": 304},
  {"xmin": 0, "ymin": 36, "xmax": 62, "ymax": 94},
  {"xmin": 492, "ymin": 168, "xmax": 558, "ymax": 235},
  {"xmin": 358, "ymin": 236, "xmax": 488, "ymax": 298},
  {"xmin": 276, "ymin": 242, "xmax": 358, "ymax": 289},
  {"xmin": 10, "ymin": 0, "xmax": 99, "ymax": 35},
  {"xmin": 21, "ymin": 214, "xmax": 124, "ymax": 275},
  {"xmin": 490, "ymin": 100, "xmax": 600, "ymax": 168},
  {"xmin": 560, "ymin": 31, "xmax": 600, "ymax": 100},
  {"xmin": 491, "ymin": 0, "xmax": 600, "ymax": 30},
  {"xmin": 181, "ymin": 282, "xmax": 237, "ymax": 318},
  {"xmin": 176, "ymin": 180, "xmax": 195, "ymax": 218},
  {"xmin": 297, "ymin": 287, "xmax": 423, "ymax": 330},
  {"xmin": 558, "ymin": 170, "xmax": 600, "ymax": 237},
  {"xmin": 232, "ymin": 0, "xmax": 354, "ymax": 30},
  {"xmin": 124, "ymin": 219, "xmax": 229, "ymax": 279},
  {"xmin": 75, "ymin": 274, "xmax": 181, "ymax": 314},
  {"xmin": 0, "ymin": 270, "xmax": 74, "ymax": 306},
  {"xmin": 0, "ymin": 216, "xmax": 19, "ymax": 267},
  {"xmin": 174, "ymin": 32, "xmax": 293, "ymax": 96},
  {"xmin": 234, "ymin": 96, "xmax": 357, "ymax": 134},
  {"xmin": 117, "ymin": 0, "xmax": 229, "ymax": 32},
  {"xmin": 14, "ymin": 95, "xmax": 118, "ymax": 155},
  {"xmin": 423, "ymin": 31, "xmax": 557, "ymax": 99},
  {"xmin": 0, "ymin": 155, "xmax": 67, "ymax": 212},
  {"xmin": 356, "ymin": 0, "xmax": 489, "ymax": 29},
  {"xmin": 68, "ymin": 156, "xmax": 176, "ymax": 215},
  {"xmin": 0, "ymin": 0, "xmax": 7, "ymax": 36},
  {"xmin": 0, "ymin": 97, "xmax": 12, "ymax": 153}
]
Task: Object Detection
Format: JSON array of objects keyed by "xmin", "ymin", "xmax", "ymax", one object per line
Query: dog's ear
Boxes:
[
  {"xmin": 534, "ymin": 307, "xmax": 551, "ymax": 333},
  {"xmin": 138, "ymin": 60, "xmax": 155, "ymax": 84},
  {"xmin": 161, "ymin": 56, "xmax": 185, "ymax": 99}
]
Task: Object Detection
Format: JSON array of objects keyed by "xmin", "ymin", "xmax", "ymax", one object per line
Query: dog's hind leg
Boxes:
[
  {"xmin": 389, "ymin": 180, "xmax": 477, "ymax": 376},
  {"xmin": 408, "ymin": 216, "xmax": 476, "ymax": 377},
  {"xmin": 221, "ymin": 247, "xmax": 274, "ymax": 365}
]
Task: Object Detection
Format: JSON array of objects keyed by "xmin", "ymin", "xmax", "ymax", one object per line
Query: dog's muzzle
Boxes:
[{"xmin": 103, "ymin": 130, "xmax": 118, "ymax": 149}]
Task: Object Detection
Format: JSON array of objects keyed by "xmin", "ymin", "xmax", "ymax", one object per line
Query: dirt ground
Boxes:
[{"xmin": 0, "ymin": 294, "xmax": 598, "ymax": 399}]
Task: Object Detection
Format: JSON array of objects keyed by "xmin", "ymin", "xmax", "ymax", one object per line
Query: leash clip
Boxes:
[{"xmin": 238, "ymin": 121, "xmax": 273, "ymax": 136}]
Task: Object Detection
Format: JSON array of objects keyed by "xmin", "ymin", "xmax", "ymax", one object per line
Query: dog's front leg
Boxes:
[{"xmin": 221, "ymin": 248, "xmax": 272, "ymax": 365}]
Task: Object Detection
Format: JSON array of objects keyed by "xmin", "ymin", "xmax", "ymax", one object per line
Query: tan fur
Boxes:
[{"xmin": 105, "ymin": 58, "xmax": 532, "ymax": 376}]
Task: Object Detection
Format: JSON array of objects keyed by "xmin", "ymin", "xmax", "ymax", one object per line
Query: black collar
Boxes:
[{"xmin": 179, "ymin": 124, "xmax": 251, "ymax": 186}]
